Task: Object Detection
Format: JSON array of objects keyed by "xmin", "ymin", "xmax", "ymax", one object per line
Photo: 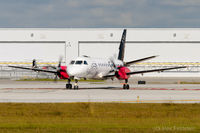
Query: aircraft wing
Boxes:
[
  {"xmin": 126, "ymin": 66, "xmax": 186, "ymax": 75},
  {"xmin": 124, "ymin": 55, "xmax": 157, "ymax": 66},
  {"xmin": 8, "ymin": 65, "xmax": 57, "ymax": 74},
  {"xmin": 104, "ymin": 66, "xmax": 186, "ymax": 78}
]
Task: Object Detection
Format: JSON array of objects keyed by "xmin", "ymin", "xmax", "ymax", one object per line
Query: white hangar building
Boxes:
[{"xmin": 0, "ymin": 28, "xmax": 200, "ymax": 79}]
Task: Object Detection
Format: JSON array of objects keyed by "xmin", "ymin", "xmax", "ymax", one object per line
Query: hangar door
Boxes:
[
  {"xmin": 79, "ymin": 42, "xmax": 200, "ymax": 62},
  {"xmin": 0, "ymin": 43, "xmax": 66, "ymax": 62},
  {"xmin": 79, "ymin": 42, "xmax": 119, "ymax": 59}
]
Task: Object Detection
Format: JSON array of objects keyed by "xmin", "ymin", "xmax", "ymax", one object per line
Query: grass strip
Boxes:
[
  {"xmin": 0, "ymin": 103, "xmax": 199, "ymax": 133},
  {"xmin": 180, "ymin": 81, "xmax": 200, "ymax": 84}
]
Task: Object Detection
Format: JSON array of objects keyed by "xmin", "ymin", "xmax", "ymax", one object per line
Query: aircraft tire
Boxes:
[
  {"xmin": 123, "ymin": 84, "xmax": 126, "ymax": 89},
  {"xmin": 66, "ymin": 84, "xmax": 69, "ymax": 89},
  {"xmin": 126, "ymin": 84, "xmax": 129, "ymax": 90},
  {"xmin": 66, "ymin": 84, "xmax": 72, "ymax": 89},
  {"xmin": 69, "ymin": 84, "xmax": 72, "ymax": 89},
  {"xmin": 123, "ymin": 84, "xmax": 129, "ymax": 90},
  {"xmin": 74, "ymin": 86, "xmax": 79, "ymax": 90}
]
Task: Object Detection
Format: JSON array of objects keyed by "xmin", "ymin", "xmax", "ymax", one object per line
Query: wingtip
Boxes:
[{"xmin": 154, "ymin": 55, "xmax": 159, "ymax": 57}]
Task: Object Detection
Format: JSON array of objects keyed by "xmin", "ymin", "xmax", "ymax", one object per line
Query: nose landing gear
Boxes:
[
  {"xmin": 74, "ymin": 79, "xmax": 79, "ymax": 90},
  {"xmin": 123, "ymin": 79, "xmax": 129, "ymax": 90}
]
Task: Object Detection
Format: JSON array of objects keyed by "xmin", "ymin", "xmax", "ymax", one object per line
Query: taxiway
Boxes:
[{"xmin": 0, "ymin": 79, "xmax": 200, "ymax": 103}]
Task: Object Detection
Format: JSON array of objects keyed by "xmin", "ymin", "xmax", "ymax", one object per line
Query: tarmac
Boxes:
[{"xmin": 0, "ymin": 78, "xmax": 200, "ymax": 103}]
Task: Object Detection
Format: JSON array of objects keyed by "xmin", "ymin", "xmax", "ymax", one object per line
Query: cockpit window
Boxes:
[
  {"xmin": 75, "ymin": 60, "xmax": 83, "ymax": 64},
  {"xmin": 70, "ymin": 60, "xmax": 75, "ymax": 64},
  {"xmin": 84, "ymin": 61, "xmax": 88, "ymax": 65}
]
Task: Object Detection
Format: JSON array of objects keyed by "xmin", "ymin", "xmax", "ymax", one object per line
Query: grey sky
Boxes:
[{"xmin": 0, "ymin": 0, "xmax": 200, "ymax": 28}]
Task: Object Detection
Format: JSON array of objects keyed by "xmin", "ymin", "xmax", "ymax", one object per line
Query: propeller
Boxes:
[
  {"xmin": 58, "ymin": 56, "xmax": 63, "ymax": 68},
  {"xmin": 54, "ymin": 56, "xmax": 63, "ymax": 82},
  {"xmin": 31, "ymin": 56, "xmax": 64, "ymax": 82}
]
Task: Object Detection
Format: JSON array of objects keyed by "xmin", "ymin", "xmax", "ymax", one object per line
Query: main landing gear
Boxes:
[
  {"xmin": 65, "ymin": 79, "xmax": 79, "ymax": 90},
  {"xmin": 123, "ymin": 79, "xmax": 129, "ymax": 90},
  {"xmin": 66, "ymin": 79, "xmax": 72, "ymax": 89}
]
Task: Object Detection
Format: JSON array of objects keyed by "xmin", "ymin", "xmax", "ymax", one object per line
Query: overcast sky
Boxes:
[{"xmin": 0, "ymin": 0, "xmax": 200, "ymax": 28}]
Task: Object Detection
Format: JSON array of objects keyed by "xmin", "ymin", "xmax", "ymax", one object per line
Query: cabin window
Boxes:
[
  {"xmin": 70, "ymin": 60, "xmax": 75, "ymax": 64},
  {"xmin": 84, "ymin": 61, "xmax": 88, "ymax": 65},
  {"xmin": 75, "ymin": 60, "xmax": 83, "ymax": 64}
]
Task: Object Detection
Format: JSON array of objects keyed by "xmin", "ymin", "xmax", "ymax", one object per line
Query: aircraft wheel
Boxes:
[
  {"xmin": 74, "ymin": 85, "xmax": 79, "ymax": 90},
  {"xmin": 126, "ymin": 84, "xmax": 130, "ymax": 90},
  {"xmin": 66, "ymin": 84, "xmax": 69, "ymax": 89},
  {"xmin": 69, "ymin": 84, "xmax": 72, "ymax": 89},
  {"xmin": 123, "ymin": 84, "xmax": 129, "ymax": 90},
  {"xmin": 74, "ymin": 79, "xmax": 79, "ymax": 90},
  {"xmin": 66, "ymin": 84, "xmax": 72, "ymax": 89},
  {"xmin": 123, "ymin": 84, "xmax": 126, "ymax": 89}
]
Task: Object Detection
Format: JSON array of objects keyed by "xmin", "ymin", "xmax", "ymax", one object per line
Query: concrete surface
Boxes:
[{"xmin": 0, "ymin": 79, "xmax": 200, "ymax": 103}]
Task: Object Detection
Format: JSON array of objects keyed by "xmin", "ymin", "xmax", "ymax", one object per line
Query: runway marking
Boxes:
[{"xmin": 130, "ymin": 88, "xmax": 200, "ymax": 91}]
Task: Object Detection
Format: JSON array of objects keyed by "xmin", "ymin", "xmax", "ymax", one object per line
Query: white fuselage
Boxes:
[{"xmin": 67, "ymin": 56, "xmax": 123, "ymax": 79}]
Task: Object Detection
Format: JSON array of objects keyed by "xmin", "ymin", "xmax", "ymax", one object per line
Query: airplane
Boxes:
[
  {"xmin": 9, "ymin": 29, "xmax": 186, "ymax": 90},
  {"xmin": 66, "ymin": 29, "xmax": 186, "ymax": 89}
]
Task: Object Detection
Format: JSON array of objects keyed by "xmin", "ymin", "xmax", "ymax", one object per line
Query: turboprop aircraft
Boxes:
[
  {"xmin": 66, "ymin": 29, "xmax": 186, "ymax": 89},
  {"xmin": 9, "ymin": 29, "xmax": 186, "ymax": 90}
]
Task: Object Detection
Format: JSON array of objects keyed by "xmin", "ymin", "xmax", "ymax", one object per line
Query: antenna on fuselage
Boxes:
[{"xmin": 117, "ymin": 29, "xmax": 127, "ymax": 61}]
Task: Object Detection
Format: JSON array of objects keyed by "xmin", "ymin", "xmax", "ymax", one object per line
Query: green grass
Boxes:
[
  {"xmin": 180, "ymin": 81, "xmax": 200, "ymax": 84},
  {"xmin": 0, "ymin": 103, "xmax": 199, "ymax": 132}
]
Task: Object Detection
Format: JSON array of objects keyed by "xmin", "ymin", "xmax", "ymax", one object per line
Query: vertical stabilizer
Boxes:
[{"xmin": 118, "ymin": 29, "xmax": 127, "ymax": 61}]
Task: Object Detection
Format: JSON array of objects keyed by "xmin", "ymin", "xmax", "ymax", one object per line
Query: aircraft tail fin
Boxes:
[{"xmin": 118, "ymin": 29, "xmax": 127, "ymax": 61}]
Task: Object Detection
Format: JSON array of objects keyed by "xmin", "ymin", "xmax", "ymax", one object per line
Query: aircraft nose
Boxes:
[
  {"xmin": 67, "ymin": 67, "xmax": 76, "ymax": 76},
  {"xmin": 67, "ymin": 65, "xmax": 87, "ymax": 77}
]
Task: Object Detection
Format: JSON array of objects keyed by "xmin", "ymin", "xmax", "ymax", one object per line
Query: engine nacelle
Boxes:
[
  {"xmin": 58, "ymin": 66, "xmax": 69, "ymax": 79},
  {"xmin": 115, "ymin": 67, "xmax": 130, "ymax": 80}
]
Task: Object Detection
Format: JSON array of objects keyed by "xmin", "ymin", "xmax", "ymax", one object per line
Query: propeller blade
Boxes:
[
  {"xmin": 54, "ymin": 56, "xmax": 63, "ymax": 82},
  {"xmin": 58, "ymin": 56, "xmax": 63, "ymax": 68},
  {"xmin": 32, "ymin": 59, "xmax": 37, "ymax": 68},
  {"xmin": 54, "ymin": 74, "xmax": 58, "ymax": 82}
]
